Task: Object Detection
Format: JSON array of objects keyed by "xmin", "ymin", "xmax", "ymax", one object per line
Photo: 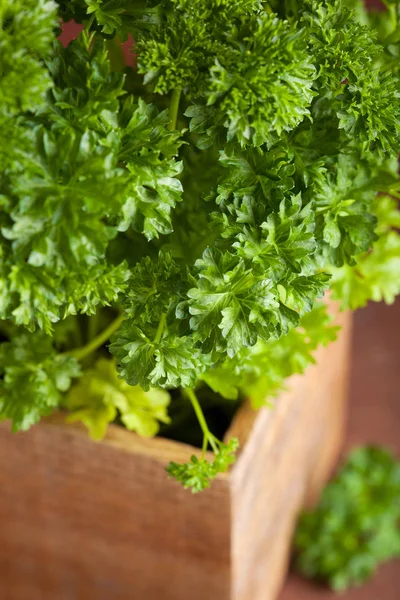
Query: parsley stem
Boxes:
[
  {"xmin": 168, "ymin": 89, "xmax": 181, "ymax": 131},
  {"xmin": 153, "ymin": 313, "xmax": 167, "ymax": 344},
  {"xmin": 288, "ymin": 0, "xmax": 299, "ymax": 18},
  {"xmin": 208, "ymin": 436, "xmax": 219, "ymax": 454},
  {"xmin": 84, "ymin": 14, "xmax": 96, "ymax": 32},
  {"xmin": 202, "ymin": 435, "xmax": 208, "ymax": 457},
  {"xmin": 66, "ymin": 313, "xmax": 124, "ymax": 361},
  {"xmin": 185, "ymin": 388, "xmax": 219, "ymax": 454},
  {"xmin": 106, "ymin": 37, "xmax": 125, "ymax": 72},
  {"xmin": 186, "ymin": 388, "xmax": 208, "ymax": 434}
]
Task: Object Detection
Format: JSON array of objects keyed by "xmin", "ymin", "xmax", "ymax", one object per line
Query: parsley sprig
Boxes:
[
  {"xmin": 295, "ymin": 446, "xmax": 400, "ymax": 591},
  {"xmin": 166, "ymin": 388, "xmax": 239, "ymax": 492}
]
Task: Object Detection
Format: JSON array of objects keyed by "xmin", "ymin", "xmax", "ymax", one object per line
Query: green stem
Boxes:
[
  {"xmin": 153, "ymin": 313, "xmax": 167, "ymax": 344},
  {"xmin": 185, "ymin": 388, "xmax": 219, "ymax": 454},
  {"xmin": 168, "ymin": 89, "xmax": 182, "ymax": 131},
  {"xmin": 185, "ymin": 388, "xmax": 208, "ymax": 435},
  {"xmin": 87, "ymin": 311, "xmax": 101, "ymax": 343},
  {"xmin": 106, "ymin": 37, "xmax": 126, "ymax": 72},
  {"xmin": 285, "ymin": 0, "xmax": 299, "ymax": 18},
  {"xmin": 202, "ymin": 435, "xmax": 209, "ymax": 458},
  {"xmin": 66, "ymin": 313, "xmax": 124, "ymax": 361},
  {"xmin": 208, "ymin": 437, "xmax": 219, "ymax": 454},
  {"xmin": 85, "ymin": 14, "xmax": 96, "ymax": 32}
]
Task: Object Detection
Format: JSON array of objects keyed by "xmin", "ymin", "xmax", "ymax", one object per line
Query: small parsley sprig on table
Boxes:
[
  {"xmin": 0, "ymin": 0, "xmax": 400, "ymax": 491},
  {"xmin": 294, "ymin": 446, "xmax": 400, "ymax": 591}
]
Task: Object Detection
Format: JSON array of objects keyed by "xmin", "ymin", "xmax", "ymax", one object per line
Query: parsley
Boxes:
[
  {"xmin": 64, "ymin": 358, "xmax": 171, "ymax": 439},
  {"xmin": 1, "ymin": 0, "xmax": 400, "ymax": 490},
  {"xmin": 294, "ymin": 446, "xmax": 400, "ymax": 591},
  {"xmin": 167, "ymin": 437, "xmax": 239, "ymax": 493},
  {"xmin": 0, "ymin": 331, "xmax": 81, "ymax": 431},
  {"xmin": 166, "ymin": 389, "xmax": 239, "ymax": 492}
]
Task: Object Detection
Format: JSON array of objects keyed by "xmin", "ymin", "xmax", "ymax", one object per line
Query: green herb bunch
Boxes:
[
  {"xmin": 295, "ymin": 446, "xmax": 400, "ymax": 590},
  {"xmin": 1, "ymin": 0, "xmax": 400, "ymax": 491}
]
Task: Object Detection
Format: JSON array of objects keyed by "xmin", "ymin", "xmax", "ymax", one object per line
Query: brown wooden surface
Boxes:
[
  {"xmin": 279, "ymin": 299, "xmax": 400, "ymax": 600},
  {"xmin": 0, "ymin": 418, "xmax": 232, "ymax": 600},
  {"xmin": 0, "ymin": 305, "xmax": 351, "ymax": 600},
  {"xmin": 231, "ymin": 307, "xmax": 352, "ymax": 600}
]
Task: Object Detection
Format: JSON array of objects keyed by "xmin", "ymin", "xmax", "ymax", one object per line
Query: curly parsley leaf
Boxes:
[
  {"xmin": 110, "ymin": 322, "xmax": 207, "ymax": 390},
  {"xmin": 65, "ymin": 358, "xmax": 170, "ymax": 439},
  {"xmin": 110, "ymin": 252, "xmax": 210, "ymax": 389},
  {"xmin": 0, "ymin": 332, "xmax": 81, "ymax": 431},
  {"xmin": 303, "ymin": 0, "xmax": 400, "ymax": 156},
  {"xmin": 314, "ymin": 155, "xmax": 378, "ymax": 267},
  {"xmin": 0, "ymin": 0, "xmax": 57, "ymax": 117},
  {"xmin": 166, "ymin": 437, "xmax": 239, "ymax": 493},
  {"xmin": 123, "ymin": 252, "xmax": 184, "ymax": 325},
  {"xmin": 202, "ymin": 301, "xmax": 338, "ymax": 406},
  {"xmin": 331, "ymin": 195, "xmax": 400, "ymax": 309},
  {"xmin": 183, "ymin": 248, "xmax": 279, "ymax": 357},
  {"xmin": 215, "ymin": 193, "xmax": 317, "ymax": 279}
]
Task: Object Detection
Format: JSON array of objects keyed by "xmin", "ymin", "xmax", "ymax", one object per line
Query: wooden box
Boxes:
[{"xmin": 0, "ymin": 307, "xmax": 352, "ymax": 600}]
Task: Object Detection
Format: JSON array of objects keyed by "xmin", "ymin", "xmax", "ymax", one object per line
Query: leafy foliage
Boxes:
[
  {"xmin": 110, "ymin": 320, "xmax": 206, "ymax": 390},
  {"xmin": 109, "ymin": 252, "xmax": 210, "ymax": 389},
  {"xmin": 184, "ymin": 247, "xmax": 280, "ymax": 357},
  {"xmin": 0, "ymin": 0, "xmax": 56, "ymax": 175},
  {"xmin": 0, "ymin": 31, "xmax": 182, "ymax": 333},
  {"xmin": 0, "ymin": 331, "xmax": 80, "ymax": 431},
  {"xmin": 202, "ymin": 302, "xmax": 338, "ymax": 405},
  {"xmin": 295, "ymin": 446, "xmax": 400, "ymax": 591},
  {"xmin": 331, "ymin": 195, "xmax": 400, "ymax": 308},
  {"xmin": 1, "ymin": 0, "xmax": 400, "ymax": 490},
  {"xmin": 303, "ymin": 0, "xmax": 400, "ymax": 155},
  {"xmin": 0, "ymin": 0, "xmax": 57, "ymax": 116},
  {"xmin": 65, "ymin": 358, "xmax": 170, "ymax": 439},
  {"xmin": 166, "ymin": 437, "xmax": 239, "ymax": 493},
  {"xmin": 184, "ymin": 12, "xmax": 315, "ymax": 147}
]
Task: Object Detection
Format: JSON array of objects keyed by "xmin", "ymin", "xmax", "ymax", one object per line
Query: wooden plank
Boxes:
[
  {"xmin": 230, "ymin": 306, "xmax": 352, "ymax": 600},
  {"xmin": 0, "ymin": 420, "xmax": 231, "ymax": 600},
  {"xmin": 37, "ymin": 411, "xmax": 218, "ymax": 467}
]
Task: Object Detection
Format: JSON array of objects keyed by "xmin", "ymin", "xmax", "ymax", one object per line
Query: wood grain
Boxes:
[
  {"xmin": 0, "ymin": 419, "xmax": 231, "ymax": 600},
  {"xmin": 0, "ymin": 304, "xmax": 351, "ymax": 600},
  {"xmin": 230, "ymin": 305, "xmax": 352, "ymax": 600}
]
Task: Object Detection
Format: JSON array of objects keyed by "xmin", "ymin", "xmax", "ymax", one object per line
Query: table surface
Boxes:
[{"xmin": 279, "ymin": 299, "xmax": 400, "ymax": 600}]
